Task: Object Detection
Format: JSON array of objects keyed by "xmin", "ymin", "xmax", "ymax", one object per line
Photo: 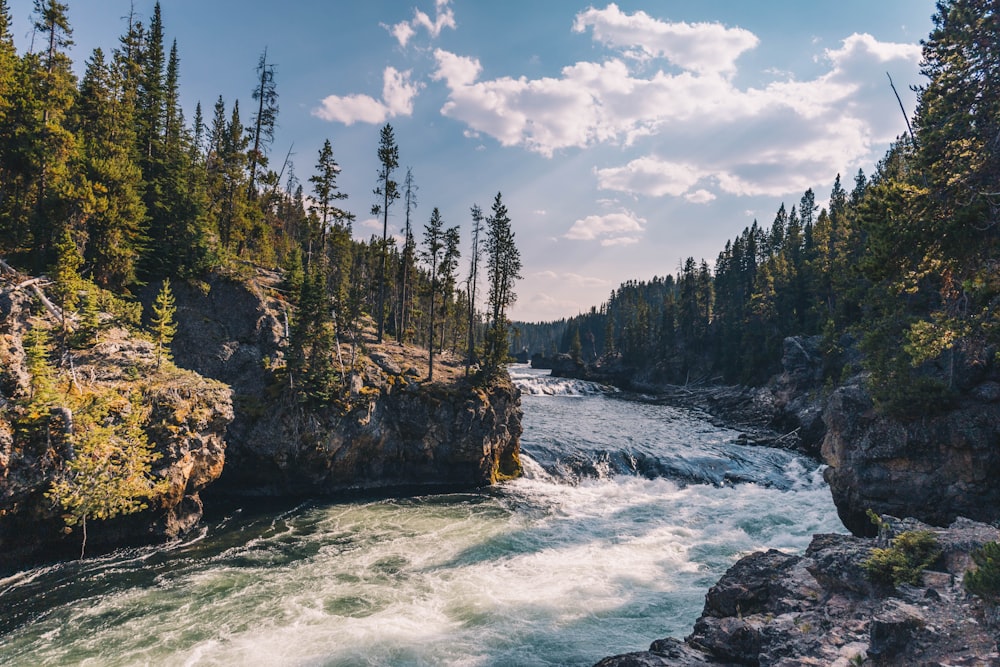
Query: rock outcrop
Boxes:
[
  {"xmin": 595, "ymin": 517, "xmax": 1000, "ymax": 667},
  {"xmin": 165, "ymin": 272, "xmax": 523, "ymax": 497},
  {"xmin": 0, "ymin": 281, "xmax": 233, "ymax": 570},
  {"xmin": 822, "ymin": 376, "xmax": 1000, "ymax": 536}
]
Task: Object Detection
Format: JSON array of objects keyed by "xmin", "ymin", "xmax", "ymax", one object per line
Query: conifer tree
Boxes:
[
  {"xmin": 483, "ymin": 192, "xmax": 521, "ymax": 376},
  {"xmin": 371, "ymin": 123, "xmax": 399, "ymax": 342},
  {"xmin": 309, "ymin": 138, "xmax": 350, "ymax": 250},
  {"xmin": 28, "ymin": 0, "xmax": 78, "ymax": 270},
  {"xmin": 50, "ymin": 226, "xmax": 83, "ymax": 342},
  {"xmin": 248, "ymin": 48, "xmax": 277, "ymax": 200},
  {"xmin": 0, "ymin": 0, "xmax": 17, "ymax": 220},
  {"xmin": 397, "ymin": 167, "xmax": 418, "ymax": 342},
  {"xmin": 422, "ymin": 207, "xmax": 445, "ymax": 380},
  {"xmin": 150, "ymin": 278, "xmax": 177, "ymax": 369},
  {"xmin": 46, "ymin": 391, "xmax": 167, "ymax": 558},
  {"xmin": 76, "ymin": 47, "xmax": 145, "ymax": 290},
  {"xmin": 465, "ymin": 203, "xmax": 484, "ymax": 375},
  {"xmin": 439, "ymin": 224, "xmax": 461, "ymax": 354}
]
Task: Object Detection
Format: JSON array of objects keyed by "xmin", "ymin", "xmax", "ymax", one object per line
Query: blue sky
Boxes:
[{"xmin": 8, "ymin": 0, "xmax": 937, "ymax": 322}]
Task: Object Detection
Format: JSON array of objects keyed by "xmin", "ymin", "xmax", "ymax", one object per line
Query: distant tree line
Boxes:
[
  {"xmin": 0, "ymin": 0, "xmax": 523, "ymax": 403},
  {"xmin": 517, "ymin": 0, "xmax": 999, "ymax": 416}
]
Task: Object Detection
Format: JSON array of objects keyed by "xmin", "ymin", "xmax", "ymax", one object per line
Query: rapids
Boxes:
[{"xmin": 0, "ymin": 365, "xmax": 843, "ymax": 666}]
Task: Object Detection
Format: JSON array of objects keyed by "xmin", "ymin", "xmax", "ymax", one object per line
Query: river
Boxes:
[{"xmin": 0, "ymin": 365, "xmax": 844, "ymax": 666}]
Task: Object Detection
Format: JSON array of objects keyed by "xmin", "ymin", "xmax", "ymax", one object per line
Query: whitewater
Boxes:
[{"xmin": 0, "ymin": 365, "xmax": 844, "ymax": 666}]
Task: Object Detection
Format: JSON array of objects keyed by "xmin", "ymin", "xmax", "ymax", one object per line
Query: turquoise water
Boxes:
[{"xmin": 0, "ymin": 366, "xmax": 844, "ymax": 666}]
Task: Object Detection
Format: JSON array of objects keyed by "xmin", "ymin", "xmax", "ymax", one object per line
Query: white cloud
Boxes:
[
  {"xmin": 573, "ymin": 3, "xmax": 758, "ymax": 75},
  {"xmin": 389, "ymin": 0, "xmax": 456, "ymax": 47},
  {"xmin": 433, "ymin": 49, "xmax": 482, "ymax": 88},
  {"xmin": 596, "ymin": 158, "xmax": 705, "ymax": 197},
  {"xmin": 685, "ymin": 189, "xmax": 716, "ymax": 204},
  {"xmin": 359, "ymin": 217, "xmax": 381, "ymax": 232},
  {"xmin": 430, "ymin": 8, "xmax": 921, "ymax": 197},
  {"xmin": 564, "ymin": 210, "xmax": 646, "ymax": 244},
  {"xmin": 601, "ymin": 236, "xmax": 640, "ymax": 247},
  {"xmin": 390, "ymin": 22, "xmax": 416, "ymax": 47},
  {"xmin": 313, "ymin": 67, "xmax": 421, "ymax": 125},
  {"xmin": 534, "ymin": 270, "xmax": 607, "ymax": 287}
]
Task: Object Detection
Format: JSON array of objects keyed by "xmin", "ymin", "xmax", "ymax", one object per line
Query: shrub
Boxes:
[
  {"xmin": 864, "ymin": 530, "xmax": 941, "ymax": 587},
  {"xmin": 964, "ymin": 542, "xmax": 1000, "ymax": 603}
]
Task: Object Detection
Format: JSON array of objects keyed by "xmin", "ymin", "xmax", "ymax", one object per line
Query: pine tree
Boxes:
[
  {"xmin": 465, "ymin": 203, "xmax": 484, "ymax": 375},
  {"xmin": 50, "ymin": 226, "xmax": 83, "ymax": 343},
  {"xmin": 309, "ymin": 138, "xmax": 350, "ymax": 250},
  {"xmin": 439, "ymin": 224, "xmax": 461, "ymax": 354},
  {"xmin": 28, "ymin": 0, "xmax": 78, "ymax": 270},
  {"xmin": 75, "ymin": 47, "xmax": 145, "ymax": 290},
  {"xmin": 483, "ymin": 192, "xmax": 521, "ymax": 376},
  {"xmin": 149, "ymin": 278, "xmax": 177, "ymax": 369},
  {"xmin": 397, "ymin": 167, "xmax": 418, "ymax": 342},
  {"xmin": 46, "ymin": 391, "xmax": 167, "ymax": 558},
  {"xmin": 0, "ymin": 0, "xmax": 18, "ymax": 224},
  {"xmin": 248, "ymin": 48, "xmax": 277, "ymax": 200},
  {"xmin": 371, "ymin": 123, "xmax": 399, "ymax": 342},
  {"xmin": 422, "ymin": 207, "xmax": 445, "ymax": 380}
]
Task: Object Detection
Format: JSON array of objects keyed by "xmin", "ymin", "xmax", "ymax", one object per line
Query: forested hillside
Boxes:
[
  {"xmin": 0, "ymin": 0, "xmax": 522, "ymax": 397},
  {"xmin": 522, "ymin": 0, "xmax": 999, "ymax": 415}
]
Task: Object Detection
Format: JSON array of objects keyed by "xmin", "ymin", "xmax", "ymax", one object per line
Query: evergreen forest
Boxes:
[
  {"xmin": 0, "ymin": 0, "xmax": 523, "ymax": 401},
  {"xmin": 517, "ymin": 0, "xmax": 999, "ymax": 416}
]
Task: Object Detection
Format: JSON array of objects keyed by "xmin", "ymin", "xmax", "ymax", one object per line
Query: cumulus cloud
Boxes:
[
  {"xmin": 564, "ymin": 210, "xmax": 646, "ymax": 245},
  {"xmin": 572, "ymin": 3, "xmax": 758, "ymax": 75},
  {"xmin": 313, "ymin": 67, "xmax": 421, "ymax": 125},
  {"xmin": 428, "ymin": 1, "xmax": 921, "ymax": 198},
  {"xmin": 685, "ymin": 189, "xmax": 716, "ymax": 204},
  {"xmin": 596, "ymin": 158, "xmax": 705, "ymax": 197},
  {"xmin": 389, "ymin": 0, "xmax": 456, "ymax": 47}
]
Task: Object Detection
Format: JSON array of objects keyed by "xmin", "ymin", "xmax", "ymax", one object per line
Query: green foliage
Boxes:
[
  {"xmin": 74, "ymin": 285, "xmax": 100, "ymax": 347},
  {"xmin": 50, "ymin": 226, "xmax": 83, "ymax": 337},
  {"xmin": 46, "ymin": 390, "xmax": 168, "ymax": 557},
  {"xmin": 149, "ymin": 278, "xmax": 177, "ymax": 368},
  {"xmin": 482, "ymin": 192, "xmax": 521, "ymax": 377},
  {"xmin": 964, "ymin": 542, "xmax": 1000, "ymax": 603},
  {"xmin": 22, "ymin": 322, "xmax": 57, "ymax": 421},
  {"xmin": 863, "ymin": 530, "xmax": 941, "ymax": 587}
]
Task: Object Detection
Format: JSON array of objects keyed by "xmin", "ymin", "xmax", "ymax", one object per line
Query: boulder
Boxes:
[
  {"xmin": 821, "ymin": 379, "xmax": 1000, "ymax": 536},
  {"xmin": 594, "ymin": 518, "xmax": 1000, "ymax": 667}
]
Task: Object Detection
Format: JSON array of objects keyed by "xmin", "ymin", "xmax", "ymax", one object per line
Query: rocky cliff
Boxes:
[
  {"xmin": 164, "ymin": 271, "xmax": 523, "ymax": 497},
  {"xmin": 0, "ymin": 278, "xmax": 233, "ymax": 570},
  {"xmin": 822, "ymin": 376, "xmax": 1000, "ymax": 536},
  {"xmin": 595, "ymin": 516, "xmax": 1000, "ymax": 667}
]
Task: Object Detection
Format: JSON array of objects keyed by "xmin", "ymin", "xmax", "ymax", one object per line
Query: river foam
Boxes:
[{"xmin": 0, "ymin": 368, "xmax": 844, "ymax": 666}]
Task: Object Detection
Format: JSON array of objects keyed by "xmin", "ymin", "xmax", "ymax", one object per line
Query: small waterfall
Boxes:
[{"xmin": 509, "ymin": 365, "xmax": 616, "ymax": 396}]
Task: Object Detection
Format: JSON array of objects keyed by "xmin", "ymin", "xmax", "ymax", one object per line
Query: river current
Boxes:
[{"xmin": 0, "ymin": 365, "xmax": 844, "ymax": 666}]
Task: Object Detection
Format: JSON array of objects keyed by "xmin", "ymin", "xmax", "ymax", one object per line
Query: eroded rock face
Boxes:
[
  {"xmin": 166, "ymin": 273, "xmax": 523, "ymax": 497},
  {"xmin": 821, "ymin": 379, "xmax": 1000, "ymax": 536},
  {"xmin": 595, "ymin": 517, "xmax": 1000, "ymax": 667},
  {"xmin": 212, "ymin": 372, "xmax": 523, "ymax": 496},
  {"xmin": 0, "ymin": 283, "xmax": 233, "ymax": 570}
]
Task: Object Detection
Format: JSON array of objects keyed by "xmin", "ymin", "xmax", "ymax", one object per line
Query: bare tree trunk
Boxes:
[{"xmin": 80, "ymin": 515, "xmax": 87, "ymax": 560}]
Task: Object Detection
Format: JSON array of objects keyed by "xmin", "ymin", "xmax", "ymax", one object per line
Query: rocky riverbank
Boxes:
[
  {"xmin": 164, "ymin": 271, "xmax": 522, "ymax": 497},
  {"xmin": 547, "ymin": 338, "xmax": 1000, "ymax": 664},
  {"xmin": 0, "ymin": 268, "xmax": 522, "ymax": 570},
  {"xmin": 544, "ymin": 336, "xmax": 1000, "ymax": 536},
  {"xmin": 0, "ymin": 277, "xmax": 234, "ymax": 569},
  {"xmin": 596, "ymin": 516, "xmax": 1000, "ymax": 666}
]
